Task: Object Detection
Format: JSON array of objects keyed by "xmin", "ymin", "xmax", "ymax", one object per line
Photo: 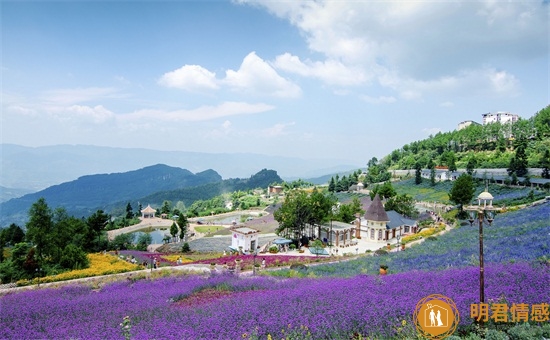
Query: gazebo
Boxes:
[{"xmin": 141, "ymin": 205, "xmax": 156, "ymax": 219}]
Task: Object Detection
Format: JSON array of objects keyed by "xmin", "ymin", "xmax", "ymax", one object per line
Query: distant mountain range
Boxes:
[
  {"xmin": 0, "ymin": 144, "xmax": 361, "ymax": 192},
  {"xmin": 0, "ymin": 165, "xmax": 282, "ymax": 226}
]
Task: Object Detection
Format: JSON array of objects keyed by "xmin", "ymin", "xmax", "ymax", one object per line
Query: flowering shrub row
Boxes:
[
  {"xmin": 193, "ymin": 254, "xmax": 331, "ymax": 271},
  {"xmin": 402, "ymin": 224, "xmax": 446, "ymax": 244},
  {"xmin": 16, "ymin": 253, "xmax": 140, "ymax": 286}
]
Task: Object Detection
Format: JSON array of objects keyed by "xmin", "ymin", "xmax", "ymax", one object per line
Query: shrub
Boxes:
[
  {"xmin": 181, "ymin": 243, "xmax": 191, "ymax": 253},
  {"xmin": 269, "ymin": 246, "xmax": 279, "ymax": 253},
  {"xmin": 60, "ymin": 244, "xmax": 89, "ymax": 270},
  {"xmin": 374, "ymin": 249, "xmax": 388, "ymax": 256}
]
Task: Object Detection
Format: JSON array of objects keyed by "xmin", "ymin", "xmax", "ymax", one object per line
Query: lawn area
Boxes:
[{"xmin": 194, "ymin": 225, "xmax": 227, "ymax": 234}]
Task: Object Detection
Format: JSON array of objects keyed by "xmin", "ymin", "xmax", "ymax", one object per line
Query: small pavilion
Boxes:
[{"xmin": 141, "ymin": 205, "xmax": 157, "ymax": 219}]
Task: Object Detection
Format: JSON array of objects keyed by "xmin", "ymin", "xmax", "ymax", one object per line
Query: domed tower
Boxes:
[{"xmin": 364, "ymin": 194, "xmax": 390, "ymax": 242}]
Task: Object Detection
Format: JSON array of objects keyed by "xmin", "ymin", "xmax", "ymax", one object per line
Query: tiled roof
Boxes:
[
  {"xmin": 364, "ymin": 194, "xmax": 389, "ymax": 222},
  {"xmin": 385, "ymin": 210, "xmax": 417, "ymax": 230},
  {"xmin": 141, "ymin": 205, "xmax": 156, "ymax": 213}
]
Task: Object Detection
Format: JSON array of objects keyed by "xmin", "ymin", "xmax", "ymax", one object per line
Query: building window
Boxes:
[
  {"xmin": 378, "ymin": 230, "xmax": 382, "ymax": 240},
  {"xmin": 370, "ymin": 229, "xmax": 374, "ymax": 239}
]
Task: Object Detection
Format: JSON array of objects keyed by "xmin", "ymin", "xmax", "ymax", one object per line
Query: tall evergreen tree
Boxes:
[
  {"xmin": 177, "ymin": 215, "xmax": 188, "ymax": 242},
  {"xmin": 513, "ymin": 137, "xmax": 528, "ymax": 177},
  {"xmin": 415, "ymin": 162, "xmax": 422, "ymax": 185},
  {"xmin": 25, "ymin": 198, "xmax": 54, "ymax": 261},
  {"xmin": 125, "ymin": 203, "xmax": 134, "ymax": 220},
  {"xmin": 328, "ymin": 177, "xmax": 335, "ymax": 192}
]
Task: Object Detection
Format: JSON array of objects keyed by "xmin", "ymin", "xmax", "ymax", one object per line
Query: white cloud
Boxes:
[
  {"xmin": 222, "ymin": 120, "xmax": 232, "ymax": 130},
  {"xmin": 123, "ymin": 101, "xmax": 274, "ymax": 122},
  {"xmin": 273, "ymin": 53, "xmax": 368, "ymax": 86},
  {"xmin": 261, "ymin": 122, "xmax": 295, "ymax": 137},
  {"xmin": 242, "ymin": 1, "xmax": 545, "ymax": 95},
  {"xmin": 360, "ymin": 95, "xmax": 396, "ymax": 104},
  {"xmin": 379, "ymin": 67, "xmax": 520, "ymax": 100},
  {"xmin": 158, "ymin": 65, "xmax": 219, "ymax": 91},
  {"xmin": 224, "ymin": 52, "xmax": 302, "ymax": 98},
  {"xmin": 41, "ymin": 87, "xmax": 123, "ymax": 106},
  {"xmin": 65, "ymin": 105, "xmax": 115, "ymax": 124}
]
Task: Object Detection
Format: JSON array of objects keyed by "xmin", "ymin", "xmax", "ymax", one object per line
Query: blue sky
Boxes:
[{"xmin": 2, "ymin": 0, "xmax": 548, "ymax": 165}]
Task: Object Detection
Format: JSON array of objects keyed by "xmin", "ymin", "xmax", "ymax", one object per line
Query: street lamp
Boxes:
[{"xmin": 466, "ymin": 187, "xmax": 496, "ymax": 307}]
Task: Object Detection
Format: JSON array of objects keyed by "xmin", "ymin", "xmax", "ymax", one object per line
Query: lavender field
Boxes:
[
  {"xmin": 1, "ymin": 204, "xmax": 549, "ymax": 339},
  {"xmin": 1, "ymin": 263, "xmax": 549, "ymax": 339}
]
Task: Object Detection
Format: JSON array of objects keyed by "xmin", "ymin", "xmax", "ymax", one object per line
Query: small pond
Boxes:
[{"xmin": 131, "ymin": 228, "xmax": 171, "ymax": 244}]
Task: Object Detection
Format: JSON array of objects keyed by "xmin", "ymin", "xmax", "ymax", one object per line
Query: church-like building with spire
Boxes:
[{"xmin": 355, "ymin": 194, "xmax": 418, "ymax": 243}]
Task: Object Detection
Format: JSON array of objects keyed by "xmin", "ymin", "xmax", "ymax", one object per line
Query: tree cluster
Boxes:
[
  {"xmin": 328, "ymin": 170, "xmax": 362, "ymax": 192},
  {"xmin": 379, "ymin": 105, "xmax": 550, "ymax": 171},
  {"xmin": 0, "ymin": 198, "xmax": 110, "ymax": 283}
]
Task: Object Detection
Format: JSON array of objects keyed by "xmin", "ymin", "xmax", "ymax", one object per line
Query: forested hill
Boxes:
[
  {"xmin": 0, "ymin": 164, "xmax": 222, "ymax": 225},
  {"xmin": 379, "ymin": 105, "xmax": 550, "ymax": 171},
  {"xmin": 119, "ymin": 168, "xmax": 283, "ymax": 213}
]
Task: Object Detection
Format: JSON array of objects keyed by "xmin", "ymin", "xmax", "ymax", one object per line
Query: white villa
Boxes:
[
  {"xmin": 230, "ymin": 226, "xmax": 260, "ymax": 253},
  {"xmin": 482, "ymin": 112, "xmax": 519, "ymax": 125}
]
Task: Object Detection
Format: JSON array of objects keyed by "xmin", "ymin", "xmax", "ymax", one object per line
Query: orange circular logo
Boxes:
[{"xmin": 413, "ymin": 294, "xmax": 460, "ymax": 339}]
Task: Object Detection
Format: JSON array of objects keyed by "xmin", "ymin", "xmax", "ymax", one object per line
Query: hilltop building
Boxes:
[
  {"xmin": 457, "ymin": 120, "xmax": 481, "ymax": 130},
  {"xmin": 482, "ymin": 112, "xmax": 519, "ymax": 125}
]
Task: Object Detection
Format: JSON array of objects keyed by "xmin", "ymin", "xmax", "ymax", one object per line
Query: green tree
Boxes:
[
  {"xmin": 466, "ymin": 155, "xmax": 477, "ymax": 175},
  {"xmin": 377, "ymin": 181, "xmax": 396, "ymax": 199},
  {"xmin": 25, "ymin": 198, "xmax": 54, "ymax": 261},
  {"xmin": 274, "ymin": 190, "xmax": 310, "ymax": 240},
  {"xmin": 125, "ymin": 203, "xmax": 134, "ymax": 220},
  {"xmin": 170, "ymin": 222, "xmax": 178, "ymax": 242},
  {"xmin": 177, "ymin": 215, "xmax": 189, "ymax": 242},
  {"xmin": 541, "ymin": 149, "xmax": 550, "ymax": 179},
  {"xmin": 415, "ymin": 163, "xmax": 422, "ymax": 185},
  {"xmin": 2, "ymin": 223, "xmax": 25, "ymax": 246},
  {"xmin": 513, "ymin": 137, "xmax": 528, "ymax": 177},
  {"xmin": 449, "ymin": 174, "xmax": 475, "ymax": 214},
  {"xmin": 328, "ymin": 177, "xmax": 336, "ymax": 192},
  {"xmin": 533, "ymin": 105, "xmax": 550, "ymax": 138},
  {"xmin": 59, "ymin": 244, "xmax": 89, "ymax": 270},
  {"xmin": 333, "ymin": 197, "xmax": 363, "ymax": 223},
  {"xmin": 136, "ymin": 233, "xmax": 152, "ymax": 251},
  {"xmin": 161, "ymin": 200, "xmax": 172, "ymax": 215},
  {"xmin": 87, "ymin": 210, "xmax": 109, "ymax": 250},
  {"xmin": 385, "ymin": 194, "xmax": 417, "ymax": 218}
]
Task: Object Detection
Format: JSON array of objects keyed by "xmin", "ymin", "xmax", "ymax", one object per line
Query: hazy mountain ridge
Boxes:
[
  {"xmin": 0, "ymin": 164, "xmax": 223, "ymax": 225},
  {"xmin": 107, "ymin": 168, "xmax": 283, "ymax": 214},
  {"xmin": 0, "ymin": 144, "xmax": 361, "ymax": 191}
]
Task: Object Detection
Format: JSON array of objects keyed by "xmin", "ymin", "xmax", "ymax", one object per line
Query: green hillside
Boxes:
[{"xmin": 380, "ymin": 106, "xmax": 550, "ymax": 171}]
